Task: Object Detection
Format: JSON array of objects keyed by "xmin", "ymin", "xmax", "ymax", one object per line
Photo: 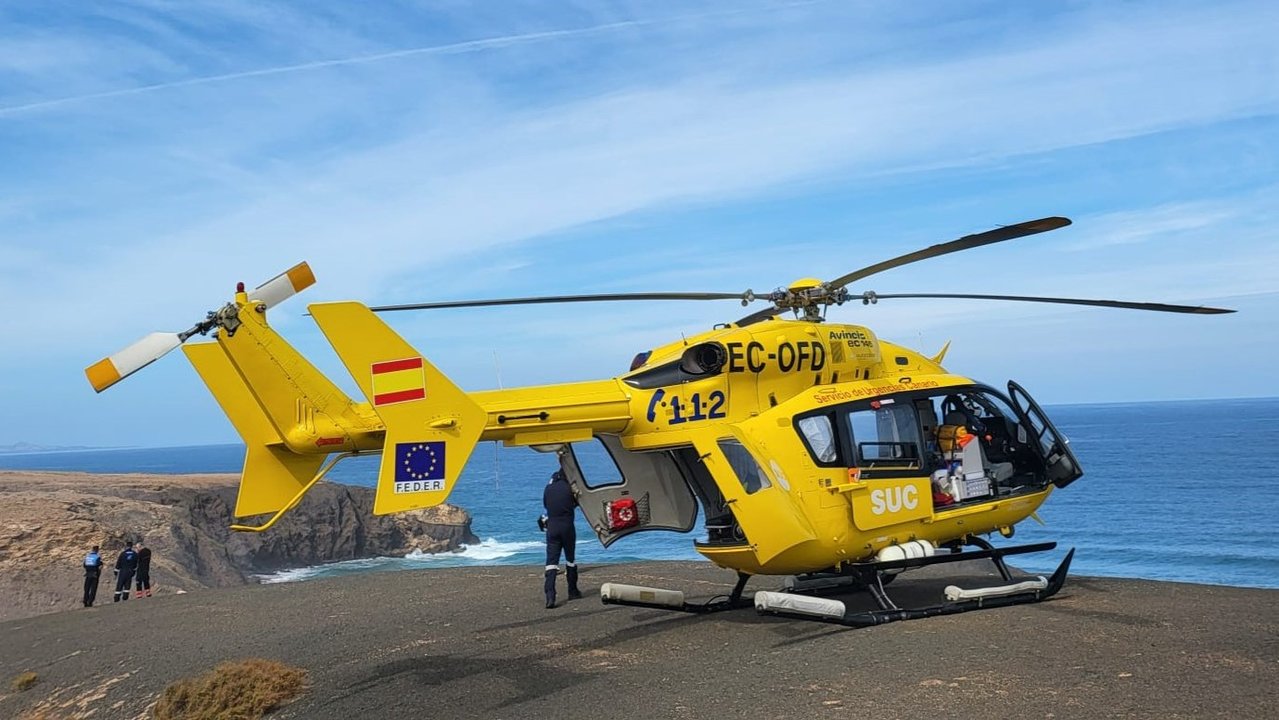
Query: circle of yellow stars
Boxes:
[{"xmin": 402, "ymin": 443, "xmax": 439, "ymax": 479}]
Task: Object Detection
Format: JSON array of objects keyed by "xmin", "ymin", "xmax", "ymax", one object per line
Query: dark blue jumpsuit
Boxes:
[
  {"xmin": 114, "ymin": 547, "xmax": 137, "ymax": 602},
  {"xmin": 543, "ymin": 472, "xmax": 581, "ymax": 607}
]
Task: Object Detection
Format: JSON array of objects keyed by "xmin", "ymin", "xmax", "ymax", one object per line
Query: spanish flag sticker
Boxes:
[{"xmin": 371, "ymin": 357, "xmax": 427, "ymax": 406}]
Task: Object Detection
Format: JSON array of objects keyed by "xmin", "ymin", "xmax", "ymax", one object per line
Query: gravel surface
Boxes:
[{"xmin": 1, "ymin": 560, "xmax": 1275, "ymax": 719}]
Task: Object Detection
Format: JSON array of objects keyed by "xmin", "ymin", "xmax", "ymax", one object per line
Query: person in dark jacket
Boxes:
[
  {"xmin": 113, "ymin": 541, "xmax": 138, "ymax": 602},
  {"xmin": 542, "ymin": 469, "xmax": 582, "ymax": 608},
  {"xmin": 82, "ymin": 545, "xmax": 103, "ymax": 607},
  {"xmin": 134, "ymin": 543, "xmax": 152, "ymax": 598}
]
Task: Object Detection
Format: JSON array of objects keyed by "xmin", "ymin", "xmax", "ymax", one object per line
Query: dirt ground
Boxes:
[{"xmin": 1, "ymin": 559, "xmax": 1275, "ymax": 719}]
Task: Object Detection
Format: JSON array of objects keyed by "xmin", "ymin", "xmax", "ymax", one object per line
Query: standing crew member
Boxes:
[
  {"xmin": 134, "ymin": 543, "xmax": 152, "ymax": 598},
  {"xmin": 542, "ymin": 470, "xmax": 582, "ymax": 609},
  {"xmin": 82, "ymin": 545, "xmax": 103, "ymax": 607},
  {"xmin": 113, "ymin": 541, "xmax": 138, "ymax": 602}
]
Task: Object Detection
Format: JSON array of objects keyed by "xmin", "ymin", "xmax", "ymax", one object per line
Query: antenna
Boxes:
[{"xmin": 493, "ymin": 349, "xmax": 502, "ymax": 490}]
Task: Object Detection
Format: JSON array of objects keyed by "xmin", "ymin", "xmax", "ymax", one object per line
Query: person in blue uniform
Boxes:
[
  {"xmin": 542, "ymin": 470, "xmax": 582, "ymax": 609},
  {"xmin": 113, "ymin": 541, "xmax": 138, "ymax": 602},
  {"xmin": 82, "ymin": 545, "xmax": 103, "ymax": 607}
]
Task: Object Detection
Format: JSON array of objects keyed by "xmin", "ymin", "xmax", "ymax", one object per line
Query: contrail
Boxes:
[
  {"xmin": 0, "ymin": 21, "xmax": 644, "ymax": 117},
  {"xmin": 0, "ymin": 1, "xmax": 826, "ymax": 118}
]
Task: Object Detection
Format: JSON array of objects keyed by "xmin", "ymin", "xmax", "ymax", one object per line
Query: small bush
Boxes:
[
  {"xmin": 11, "ymin": 671, "xmax": 38, "ymax": 692},
  {"xmin": 152, "ymin": 659, "xmax": 307, "ymax": 720}
]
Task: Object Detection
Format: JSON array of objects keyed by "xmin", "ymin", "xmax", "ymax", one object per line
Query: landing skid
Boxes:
[
  {"xmin": 601, "ymin": 572, "xmax": 753, "ymax": 614},
  {"xmin": 758, "ymin": 543, "xmax": 1075, "ymax": 628},
  {"xmin": 786, "ymin": 539, "xmax": 1058, "ymax": 608},
  {"xmin": 600, "ymin": 540, "xmax": 1074, "ymax": 629}
]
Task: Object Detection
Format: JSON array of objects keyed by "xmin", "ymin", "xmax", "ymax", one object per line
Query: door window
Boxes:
[
  {"xmin": 716, "ymin": 439, "xmax": 771, "ymax": 494},
  {"xmin": 570, "ymin": 437, "xmax": 624, "ymax": 488},
  {"xmin": 796, "ymin": 414, "xmax": 838, "ymax": 464}
]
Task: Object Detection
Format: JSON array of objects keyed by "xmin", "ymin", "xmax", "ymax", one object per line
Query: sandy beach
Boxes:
[{"xmin": 1, "ymin": 559, "xmax": 1275, "ymax": 719}]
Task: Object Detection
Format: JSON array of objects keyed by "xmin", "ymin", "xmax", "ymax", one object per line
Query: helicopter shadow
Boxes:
[{"xmin": 329, "ymin": 606, "xmax": 708, "ymax": 713}]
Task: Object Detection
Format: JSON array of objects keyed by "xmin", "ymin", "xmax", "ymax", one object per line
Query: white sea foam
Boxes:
[
  {"xmin": 253, "ymin": 537, "xmax": 545, "ymax": 584},
  {"xmin": 405, "ymin": 538, "xmax": 543, "ymax": 562},
  {"xmin": 256, "ymin": 566, "xmax": 324, "ymax": 584}
]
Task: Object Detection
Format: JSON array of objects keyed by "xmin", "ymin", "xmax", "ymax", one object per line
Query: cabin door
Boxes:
[
  {"xmin": 688, "ymin": 427, "xmax": 817, "ymax": 564},
  {"xmin": 1007, "ymin": 380, "xmax": 1083, "ymax": 488},
  {"xmin": 558, "ymin": 435, "xmax": 698, "ymax": 547}
]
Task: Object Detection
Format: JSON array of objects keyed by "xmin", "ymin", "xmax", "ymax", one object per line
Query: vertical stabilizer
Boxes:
[
  {"xmin": 183, "ymin": 342, "xmax": 327, "ymax": 517},
  {"xmin": 309, "ymin": 301, "xmax": 487, "ymax": 514},
  {"xmin": 930, "ymin": 340, "xmax": 952, "ymax": 366}
]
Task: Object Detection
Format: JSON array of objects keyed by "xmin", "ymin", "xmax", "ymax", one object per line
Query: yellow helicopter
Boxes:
[{"xmin": 85, "ymin": 216, "xmax": 1233, "ymax": 627}]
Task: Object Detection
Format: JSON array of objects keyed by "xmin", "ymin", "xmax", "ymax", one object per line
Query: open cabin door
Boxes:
[
  {"xmin": 557, "ymin": 435, "xmax": 698, "ymax": 548},
  {"xmin": 1007, "ymin": 380, "xmax": 1083, "ymax": 488},
  {"xmin": 688, "ymin": 426, "xmax": 817, "ymax": 565}
]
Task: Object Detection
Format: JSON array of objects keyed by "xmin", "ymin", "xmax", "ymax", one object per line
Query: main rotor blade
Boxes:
[
  {"xmin": 736, "ymin": 305, "xmax": 787, "ymax": 326},
  {"xmin": 865, "ymin": 293, "xmax": 1235, "ymax": 314},
  {"xmin": 368, "ymin": 292, "xmax": 750, "ymax": 313},
  {"xmin": 828, "ymin": 217, "xmax": 1071, "ymax": 290}
]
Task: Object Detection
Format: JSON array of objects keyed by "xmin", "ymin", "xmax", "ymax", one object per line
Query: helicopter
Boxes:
[{"xmin": 86, "ymin": 216, "xmax": 1233, "ymax": 627}]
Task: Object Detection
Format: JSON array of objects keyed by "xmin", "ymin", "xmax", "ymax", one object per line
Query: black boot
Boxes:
[
  {"xmin": 544, "ymin": 568, "xmax": 558, "ymax": 609},
  {"xmin": 566, "ymin": 564, "xmax": 582, "ymax": 600}
]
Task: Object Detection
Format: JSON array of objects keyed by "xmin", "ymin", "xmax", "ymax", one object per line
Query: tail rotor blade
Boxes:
[
  {"xmin": 88, "ymin": 261, "xmax": 315, "ymax": 392},
  {"xmin": 85, "ymin": 332, "xmax": 183, "ymax": 392},
  {"xmin": 249, "ymin": 262, "xmax": 316, "ymax": 309}
]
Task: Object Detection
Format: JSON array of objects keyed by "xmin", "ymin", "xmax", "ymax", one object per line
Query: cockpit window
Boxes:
[
  {"xmin": 717, "ymin": 439, "xmax": 771, "ymax": 495},
  {"xmin": 797, "ymin": 415, "xmax": 838, "ymax": 464},
  {"xmin": 817, "ymin": 383, "xmax": 1053, "ymax": 498}
]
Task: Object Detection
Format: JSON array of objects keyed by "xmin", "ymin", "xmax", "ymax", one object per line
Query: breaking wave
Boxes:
[{"xmin": 254, "ymin": 538, "xmax": 546, "ymax": 584}]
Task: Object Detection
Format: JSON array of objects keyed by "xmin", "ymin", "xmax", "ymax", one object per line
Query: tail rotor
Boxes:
[{"xmin": 84, "ymin": 262, "xmax": 315, "ymax": 393}]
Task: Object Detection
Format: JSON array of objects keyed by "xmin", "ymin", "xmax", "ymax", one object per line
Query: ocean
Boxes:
[{"xmin": 4, "ymin": 398, "xmax": 1277, "ymax": 589}]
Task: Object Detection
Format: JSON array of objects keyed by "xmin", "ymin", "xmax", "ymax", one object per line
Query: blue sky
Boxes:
[{"xmin": 1, "ymin": 0, "xmax": 1276, "ymax": 448}]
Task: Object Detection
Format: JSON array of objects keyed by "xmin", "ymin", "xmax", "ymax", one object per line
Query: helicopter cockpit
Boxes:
[{"xmin": 795, "ymin": 382, "xmax": 1081, "ymax": 508}]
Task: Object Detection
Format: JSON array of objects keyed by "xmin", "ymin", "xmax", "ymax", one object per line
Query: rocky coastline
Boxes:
[{"xmin": 0, "ymin": 470, "xmax": 478, "ymax": 621}]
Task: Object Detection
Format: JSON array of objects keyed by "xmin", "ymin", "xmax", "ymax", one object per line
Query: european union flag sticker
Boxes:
[{"xmin": 393, "ymin": 441, "xmax": 447, "ymax": 494}]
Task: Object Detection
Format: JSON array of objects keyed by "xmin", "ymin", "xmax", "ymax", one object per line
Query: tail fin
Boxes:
[
  {"xmin": 183, "ymin": 342, "xmax": 327, "ymax": 517},
  {"xmin": 309, "ymin": 301, "xmax": 487, "ymax": 515},
  {"xmin": 930, "ymin": 340, "xmax": 952, "ymax": 366}
]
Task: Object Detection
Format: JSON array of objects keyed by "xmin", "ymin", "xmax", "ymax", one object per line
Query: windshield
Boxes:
[{"xmin": 794, "ymin": 384, "xmax": 1052, "ymax": 499}]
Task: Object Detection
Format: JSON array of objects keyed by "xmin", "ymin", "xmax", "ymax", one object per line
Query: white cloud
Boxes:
[{"xmin": 2, "ymin": 0, "xmax": 1278, "ymax": 443}]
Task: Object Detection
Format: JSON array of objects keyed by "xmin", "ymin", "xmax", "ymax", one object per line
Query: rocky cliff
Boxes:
[{"xmin": 0, "ymin": 471, "xmax": 479, "ymax": 621}]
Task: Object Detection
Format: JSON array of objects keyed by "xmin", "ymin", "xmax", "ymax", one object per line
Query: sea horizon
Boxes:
[{"xmin": 3, "ymin": 396, "xmax": 1277, "ymax": 590}]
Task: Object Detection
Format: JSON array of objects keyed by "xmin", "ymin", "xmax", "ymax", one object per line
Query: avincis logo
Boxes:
[{"xmin": 829, "ymin": 329, "xmax": 874, "ymax": 348}]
